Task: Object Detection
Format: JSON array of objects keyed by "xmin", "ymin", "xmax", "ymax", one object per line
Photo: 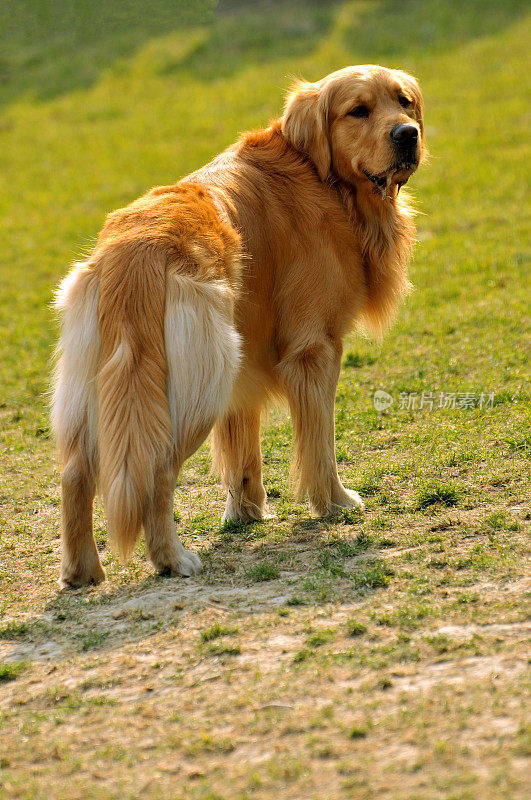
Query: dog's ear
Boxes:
[{"xmin": 281, "ymin": 80, "xmax": 331, "ymax": 181}]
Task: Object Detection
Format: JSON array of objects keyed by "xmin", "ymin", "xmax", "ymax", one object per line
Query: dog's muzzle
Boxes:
[
  {"xmin": 390, "ymin": 123, "xmax": 419, "ymax": 164},
  {"xmin": 363, "ymin": 124, "xmax": 420, "ymax": 195}
]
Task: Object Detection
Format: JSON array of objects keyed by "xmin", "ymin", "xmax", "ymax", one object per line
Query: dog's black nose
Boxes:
[{"xmin": 390, "ymin": 124, "xmax": 418, "ymax": 147}]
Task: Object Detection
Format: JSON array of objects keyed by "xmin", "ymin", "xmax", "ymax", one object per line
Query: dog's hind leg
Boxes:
[
  {"xmin": 52, "ymin": 263, "xmax": 106, "ymax": 588},
  {"xmin": 212, "ymin": 403, "xmax": 267, "ymax": 523},
  {"xmin": 59, "ymin": 443, "xmax": 105, "ymax": 588},
  {"xmin": 143, "ymin": 460, "xmax": 202, "ymax": 577},
  {"xmin": 277, "ymin": 339, "xmax": 364, "ymax": 517}
]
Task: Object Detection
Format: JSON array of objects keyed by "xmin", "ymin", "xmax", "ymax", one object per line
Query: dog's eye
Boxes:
[
  {"xmin": 398, "ymin": 95, "xmax": 412, "ymax": 108},
  {"xmin": 348, "ymin": 105, "xmax": 370, "ymax": 118}
]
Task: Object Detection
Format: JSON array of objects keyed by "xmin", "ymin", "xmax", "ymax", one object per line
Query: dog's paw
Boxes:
[
  {"xmin": 331, "ymin": 487, "xmax": 364, "ymax": 512},
  {"xmin": 58, "ymin": 562, "xmax": 106, "ymax": 590},
  {"xmin": 177, "ymin": 547, "xmax": 203, "ymax": 577},
  {"xmin": 157, "ymin": 544, "xmax": 203, "ymax": 578},
  {"xmin": 222, "ymin": 492, "xmax": 269, "ymax": 524},
  {"xmin": 310, "ymin": 486, "xmax": 365, "ymax": 517}
]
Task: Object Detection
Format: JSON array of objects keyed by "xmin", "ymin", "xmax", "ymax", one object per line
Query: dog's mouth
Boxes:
[
  {"xmin": 363, "ymin": 160, "xmax": 418, "ymax": 197},
  {"xmin": 363, "ymin": 171, "xmax": 388, "ymax": 191}
]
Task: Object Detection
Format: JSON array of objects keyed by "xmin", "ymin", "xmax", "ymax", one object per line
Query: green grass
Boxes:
[
  {"xmin": 200, "ymin": 622, "xmax": 239, "ymax": 642},
  {"xmin": 349, "ymin": 725, "xmax": 368, "ymax": 740},
  {"xmin": 346, "ymin": 619, "xmax": 367, "ymax": 637},
  {"xmin": 414, "ymin": 481, "xmax": 462, "ymax": 510},
  {"xmin": 79, "ymin": 630, "xmax": 109, "ymax": 651},
  {"xmin": 306, "ymin": 628, "xmax": 336, "ymax": 648},
  {"xmin": 0, "ymin": 661, "xmax": 27, "ymax": 683},
  {"xmin": 0, "ymin": 621, "xmax": 29, "ymax": 639},
  {"xmin": 0, "ymin": 2, "xmax": 529, "ymax": 799},
  {"xmin": 245, "ymin": 562, "xmax": 281, "ymax": 582}
]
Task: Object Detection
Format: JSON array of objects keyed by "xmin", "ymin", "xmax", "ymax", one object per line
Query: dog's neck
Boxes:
[
  {"xmin": 334, "ymin": 177, "xmax": 415, "ymax": 251},
  {"xmin": 333, "ymin": 178, "xmax": 416, "ymax": 337}
]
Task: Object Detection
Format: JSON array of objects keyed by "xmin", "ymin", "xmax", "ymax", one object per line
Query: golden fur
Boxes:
[{"xmin": 52, "ymin": 65, "xmax": 425, "ymax": 586}]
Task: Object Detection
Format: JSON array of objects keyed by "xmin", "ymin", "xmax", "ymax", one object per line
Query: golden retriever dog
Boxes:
[{"xmin": 52, "ymin": 65, "xmax": 425, "ymax": 587}]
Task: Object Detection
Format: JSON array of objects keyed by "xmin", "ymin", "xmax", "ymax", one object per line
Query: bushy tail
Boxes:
[{"xmin": 97, "ymin": 243, "xmax": 173, "ymax": 560}]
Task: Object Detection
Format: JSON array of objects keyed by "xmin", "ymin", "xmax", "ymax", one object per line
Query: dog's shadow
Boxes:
[{"xmin": 6, "ymin": 515, "xmax": 392, "ymax": 666}]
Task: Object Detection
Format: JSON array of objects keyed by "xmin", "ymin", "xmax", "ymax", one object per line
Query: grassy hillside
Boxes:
[{"xmin": 0, "ymin": 2, "xmax": 529, "ymax": 799}]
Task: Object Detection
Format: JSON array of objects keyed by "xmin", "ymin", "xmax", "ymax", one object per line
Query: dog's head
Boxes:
[{"xmin": 281, "ymin": 65, "xmax": 425, "ymax": 195}]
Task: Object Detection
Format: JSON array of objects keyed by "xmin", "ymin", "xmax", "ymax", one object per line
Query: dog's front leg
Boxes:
[{"xmin": 277, "ymin": 340, "xmax": 364, "ymax": 517}]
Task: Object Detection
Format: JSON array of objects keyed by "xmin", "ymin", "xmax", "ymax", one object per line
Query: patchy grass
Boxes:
[
  {"xmin": 343, "ymin": 350, "xmax": 377, "ymax": 369},
  {"xmin": 0, "ymin": 661, "xmax": 27, "ymax": 683},
  {"xmin": 346, "ymin": 619, "xmax": 368, "ymax": 637},
  {"xmin": 200, "ymin": 622, "xmax": 239, "ymax": 642},
  {"xmin": 245, "ymin": 562, "xmax": 281, "ymax": 582},
  {"xmin": 414, "ymin": 481, "xmax": 462, "ymax": 510},
  {"xmin": 79, "ymin": 631, "xmax": 109, "ymax": 652},
  {"xmin": 0, "ymin": 621, "xmax": 29, "ymax": 639},
  {"xmin": 0, "ymin": 1, "xmax": 529, "ymax": 799}
]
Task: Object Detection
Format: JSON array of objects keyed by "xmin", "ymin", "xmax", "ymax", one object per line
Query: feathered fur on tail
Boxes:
[{"xmin": 96, "ymin": 241, "xmax": 173, "ymax": 560}]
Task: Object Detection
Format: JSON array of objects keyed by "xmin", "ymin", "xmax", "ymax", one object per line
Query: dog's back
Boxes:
[{"xmin": 52, "ymin": 184, "xmax": 241, "ymax": 585}]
